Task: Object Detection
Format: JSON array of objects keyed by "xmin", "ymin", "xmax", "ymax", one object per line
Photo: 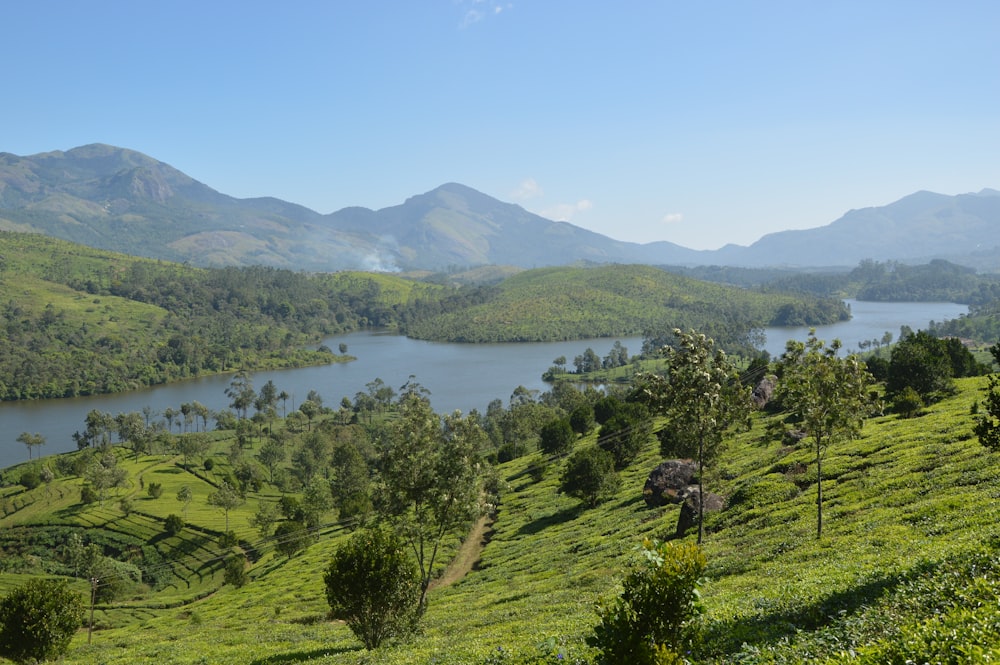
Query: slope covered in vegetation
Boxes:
[
  {"xmin": 401, "ymin": 263, "xmax": 849, "ymax": 344},
  {"xmin": 2, "ymin": 368, "xmax": 999, "ymax": 663}
]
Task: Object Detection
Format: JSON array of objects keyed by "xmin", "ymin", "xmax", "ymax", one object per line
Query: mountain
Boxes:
[
  {"xmin": 728, "ymin": 189, "xmax": 1000, "ymax": 268},
  {"xmin": 1, "ymin": 144, "xmax": 998, "ymax": 271}
]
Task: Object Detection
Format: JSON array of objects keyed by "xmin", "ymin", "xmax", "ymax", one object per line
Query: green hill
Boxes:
[
  {"xmin": 2, "ymin": 375, "xmax": 999, "ymax": 663},
  {"xmin": 401, "ymin": 264, "xmax": 849, "ymax": 344}
]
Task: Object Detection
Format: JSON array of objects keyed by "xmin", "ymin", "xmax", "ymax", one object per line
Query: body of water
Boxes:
[{"xmin": 0, "ymin": 300, "xmax": 969, "ymax": 469}]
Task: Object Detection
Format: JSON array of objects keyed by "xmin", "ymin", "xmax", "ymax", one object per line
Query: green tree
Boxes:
[
  {"xmin": 539, "ymin": 417, "xmax": 576, "ymax": 457},
  {"xmin": 597, "ymin": 402, "xmax": 651, "ymax": 470},
  {"xmin": 256, "ymin": 438, "xmax": 285, "ymax": 483},
  {"xmin": 223, "ymin": 555, "xmax": 248, "ymax": 587},
  {"xmin": 331, "ymin": 439, "xmax": 372, "ymax": 521},
  {"xmin": 560, "ymin": 446, "xmax": 620, "ymax": 507},
  {"xmin": 164, "ymin": 513, "xmax": 184, "ymax": 535},
  {"xmin": 273, "ymin": 520, "xmax": 311, "ymax": 558},
  {"xmin": 376, "ymin": 393, "xmax": 485, "ymax": 612},
  {"xmin": 176, "ymin": 485, "xmax": 193, "ymax": 518},
  {"xmin": 589, "ymin": 540, "xmax": 706, "ymax": 665},
  {"xmin": 15, "ymin": 432, "xmax": 45, "ymax": 461},
  {"xmin": 777, "ymin": 331, "xmax": 873, "ymax": 539},
  {"xmin": 0, "ymin": 578, "xmax": 84, "ymax": 664},
  {"xmin": 324, "ymin": 527, "xmax": 420, "ymax": 650},
  {"xmin": 207, "ymin": 480, "xmax": 244, "ymax": 532},
  {"xmin": 634, "ymin": 329, "xmax": 752, "ymax": 544},
  {"xmin": 974, "ymin": 343, "xmax": 1000, "ymax": 450}
]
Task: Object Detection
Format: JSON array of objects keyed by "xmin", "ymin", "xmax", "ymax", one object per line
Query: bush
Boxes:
[
  {"xmin": 147, "ymin": 482, "xmax": 163, "ymax": 499},
  {"xmin": 164, "ymin": 514, "xmax": 184, "ymax": 536},
  {"xmin": 324, "ymin": 527, "xmax": 420, "ymax": 650},
  {"xmin": 203, "ymin": 458, "xmax": 215, "ymax": 471},
  {"xmin": 539, "ymin": 418, "xmax": 575, "ymax": 457},
  {"xmin": 274, "ymin": 520, "xmax": 311, "ymax": 558},
  {"xmin": 18, "ymin": 469, "xmax": 40, "ymax": 490},
  {"xmin": 560, "ymin": 446, "xmax": 620, "ymax": 507},
  {"xmin": 0, "ymin": 578, "xmax": 85, "ymax": 664},
  {"xmin": 223, "ymin": 555, "xmax": 248, "ymax": 587},
  {"xmin": 892, "ymin": 386, "xmax": 924, "ymax": 418},
  {"xmin": 80, "ymin": 484, "xmax": 98, "ymax": 504},
  {"xmin": 589, "ymin": 540, "xmax": 706, "ymax": 665}
]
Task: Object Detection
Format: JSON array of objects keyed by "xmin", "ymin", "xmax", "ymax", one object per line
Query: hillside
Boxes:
[
  {"xmin": 401, "ymin": 264, "xmax": 850, "ymax": 344},
  {"xmin": 3, "ymin": 145, "xmax": 999, "ymax": 272},
  {"xmin": 0, "ymin": 232, "xmax": 442, "ymax": 400},
  {"xmin": 2, "ymin": 375, "xmax": 1000, "ymax": 663}
]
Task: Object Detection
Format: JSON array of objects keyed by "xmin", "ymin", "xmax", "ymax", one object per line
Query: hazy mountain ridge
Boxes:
[{"xmin": 1, "ymin": 143, "xmax": 998, "ymax": 271}]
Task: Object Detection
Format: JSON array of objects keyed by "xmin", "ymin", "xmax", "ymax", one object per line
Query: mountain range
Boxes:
[{"xmin": 1, "ymin": 143, "xmax": 999, "ymax": 272}]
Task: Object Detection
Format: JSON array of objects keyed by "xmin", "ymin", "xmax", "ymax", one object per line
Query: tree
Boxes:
[
  {"xmin": 256, "ymin": 438, "xmax": 285, "ymax": 483},
  {"xmin": 176, "ymin": 485, "xmax": 193, "ymax": 518},
  {"xmin": 597, "ymin": 403, "xmax": 651, "ymax": 470},
  {"xmin": 298, "ymin": 399, "xmax": 319, "ymax": 430},
  {"xmin": 539, "ymin": 418, "xmax": 576, "ymax": 457},
  {"xmin": 777, "ymin": 331, "xmax": 873, "ymax": 539},
  {"xmin": 164, "ymin": 513, "xmax": 184, "ymax": 535},
  {"xmin": 175, "ymin": 434, "xmax": 208, "ymax": 469},
  {"xmin": 377, "ymin": 393, "xmax": 484, "ymax": 612},
  {"xmin": 560, "ymin": 446, "xmax": 620, "ymax": 507},
  {"xmin": 974, "ymin": 343, "xmax": 1000, "ymax": 450},
  {"xmin": 324, "ymin": 528, "xmax": 420, "ymax": 650},
  {"xmin": 589, "ymin": 540, "xmax": 706, "ymax": 665},
  {"xmin": 15, "ymin": 432, "xmax": 45, "ymax": 461},
  {"xmin": 633, "ymin": 329, "xmax": 752, "ymax": 544},
  {"xmin": 207, "ymin": 480, "xmax": 244, "ymax": 532},
  {"xmin": 225, "ymin": 370, "xmax": 255, "ymax": 419},
  {"xmin": 274, "ymin": 520, "xmax": 311, "ymax": 558},
  {"xmin": 331, "ymin": 439, "xmax": 372, "ymax": 521},
  {"xmin": 0, "ymin": 578, "xmax": 84, "ymax": 664}
]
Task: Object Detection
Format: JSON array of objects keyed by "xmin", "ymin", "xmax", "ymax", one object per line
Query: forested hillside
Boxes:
[
  {"xmin": 401, "ymin": 264, "xmax": 849, "ymax": 345},
  {"xmin": 0, "ymin": 232, "xmax": 441, "ymax": 400}
]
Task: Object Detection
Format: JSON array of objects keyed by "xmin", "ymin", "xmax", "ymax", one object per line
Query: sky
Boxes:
[{"xmin": 3, "ymin": 1, "xmax": 999, "ymax": 250}]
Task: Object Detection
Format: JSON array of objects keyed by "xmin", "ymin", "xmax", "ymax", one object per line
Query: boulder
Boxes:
[
  {"xmin": 752, "ymin": 375, "xmax": 777, "ymax": 409},
  {"xmin": 675, "ymin": 487, "xmax": 726, "ymax": 538},
  {"xmin": 642, "ymin": 459, "xmax": 697, "ymax": 508}
]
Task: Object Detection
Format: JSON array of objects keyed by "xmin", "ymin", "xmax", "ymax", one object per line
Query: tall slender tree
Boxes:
[
  {"xmin": 777, "ymin": 331, "xmax": 873, "ymax": 539},
  {"xmin": 634, "ymin": 329, "xmax": 752, "ymax": 543}
]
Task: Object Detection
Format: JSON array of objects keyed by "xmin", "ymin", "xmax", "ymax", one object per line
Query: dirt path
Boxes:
[{"xmin": 430, "ymin": 513, "xmax": 495, "ymax": 590}]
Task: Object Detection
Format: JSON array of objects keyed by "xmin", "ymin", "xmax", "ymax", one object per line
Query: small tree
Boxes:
[
  {"xmin": 176, "ymin": 485, "xmax": 193, "ymax": 518},
  {"xmin": 274, "ymin": 520, "xmax": 311, "ymax": 558},
  {"xmin": 539, "ymin": 418, "xmax": 576, "ymax": 457},
  {"xmin": 777, "ymin": 331, "xmax": 873, "ymax": 539},
  {"xmin": 207, "ymin": 481, "xmax": 244, "ymax": 532},
  {"xmin": 164, "ymin": 514, "xmax": 184, "ymax": 536},
  {"xmin": 974, "ymin": 343, "xmax": 1000, "ymax": 449},
  {"xmin": 589, "ymin": 540, "xmax": 706, "ymax": 665},
  {"xmin": 16, "ymin": 432, "xmax": 45, "ymax": 461},
  {"xmin": 0, "ymin": 578, "xmax": 85, "ymax": 664},
  {"xmin": 560, "ymin": 446, "xmax": 620, "ymax": 507},
  {"xmin": 633, "ymin": 329, "xmax": 752, "ymax": 544},
  {"xmin": 223, "ymin": 555, "xmax": 248, "ymax": 587},
  {"xmin": 324, "ymin": 528, "xmax": 420, "ymax": 650}
]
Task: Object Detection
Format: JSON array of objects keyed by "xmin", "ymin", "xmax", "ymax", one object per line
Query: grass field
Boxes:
[{"xmin": 2, "ymin": 377, "xmax": 1000, "ymax": 663}]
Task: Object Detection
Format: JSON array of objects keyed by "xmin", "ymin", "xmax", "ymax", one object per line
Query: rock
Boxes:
[
  {"xmin": 642, "ymin": 459, "xmax": 697, "ymax": 508},
  {"xmin": 675, "ymin": 487, "xmax": 726, "ymax": 538},
  {"xmin": 752, "ymin": 375, "xmax": 777, "ymax": 409}
]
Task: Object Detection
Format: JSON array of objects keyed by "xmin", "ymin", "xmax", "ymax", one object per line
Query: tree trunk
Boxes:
[{"xmin": 816, "ymin": 438, "xmax": 823, "ymax": 539}]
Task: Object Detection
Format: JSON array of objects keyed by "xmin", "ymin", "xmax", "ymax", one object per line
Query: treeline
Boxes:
[{"xmin": 761, "ymin": 259, "xmax": 1000, "ymax": 305}]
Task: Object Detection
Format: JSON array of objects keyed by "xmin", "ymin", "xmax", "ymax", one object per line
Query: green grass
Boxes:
[{"xmin": 3, "ymin": 378, "xmax": 1000, "ymax": 663}]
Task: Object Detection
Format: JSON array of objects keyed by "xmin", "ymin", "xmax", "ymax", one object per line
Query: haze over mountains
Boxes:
[{"xmin": 1, "ymin": 144, "xmax": 998, "ymax": 272}]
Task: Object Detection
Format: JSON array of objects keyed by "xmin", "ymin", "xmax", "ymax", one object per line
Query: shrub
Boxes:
[
  {"xmin": 18, "ymin": 469, "xmax": 40, "ymax": 490},
  {"xmin": 164, "ymin": 514, "xmax": 184, "ymax": 536},
  {"xmin": 892, "ymin": 386, "xmax": 924, "ymax": 418},
  {"xmin": 560, "ymin": 446, "xmax": 620, "ymax": 507},
  {"xmin": 324, "ymin": 527, "xmax": 420, "ymax": 650},
  {"xmin": 147, "ymin": 482, "xmax": 163, "ymax": 499},
  {"xmin": 0, "ymin": 578, "xmax": 85, "ymax": 664},
  {"xmin": 569, "ymin": 404, "xmax": 596, "ymax": 435},
  {"xmin": 589, "ymin": 540, "xmax": 706, "ymax": 665},
  {"xmin": 80, "ymin": 484, "xmax": 98, "ymax": 504},
  {"xmin": 539, "ymin": 418, "xmax": 575, "ymax": 457},
  {"xmin": 223, "ymin": 555, "xmax": 248, "ymax": 587},
  {"xmin": 203, "ymin": 458, "xmax": 215, "ymax": 471},
  {"xmin": 274, "ymin": 520, "xmax": 311, "ymax": 558}
]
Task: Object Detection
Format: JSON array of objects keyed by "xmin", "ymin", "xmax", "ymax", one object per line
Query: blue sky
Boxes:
[{"xmin": 3, "ymin": 1, "xmax": 998, "ymax": 250}]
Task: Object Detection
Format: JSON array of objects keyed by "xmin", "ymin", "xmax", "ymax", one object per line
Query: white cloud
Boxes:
[
  {"xmin": 512, "ymin": 178, "xmax": 543, "ymax": 200},
  {"xmin": 541, "ymin": 199, "xmax": 593, "ymax": 222},
  {"xmin": 458, "ymin": 1, "xmax": 512, "ymax": 28},
  {"xmin": 661, "ymin": 212, "xmax": 684, "ymax": 225}
]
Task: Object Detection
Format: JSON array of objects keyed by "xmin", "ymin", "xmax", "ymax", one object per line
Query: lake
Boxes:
[{"xmin": 0, "ymin": 300, "xmax": 969, "ymax": 469}]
